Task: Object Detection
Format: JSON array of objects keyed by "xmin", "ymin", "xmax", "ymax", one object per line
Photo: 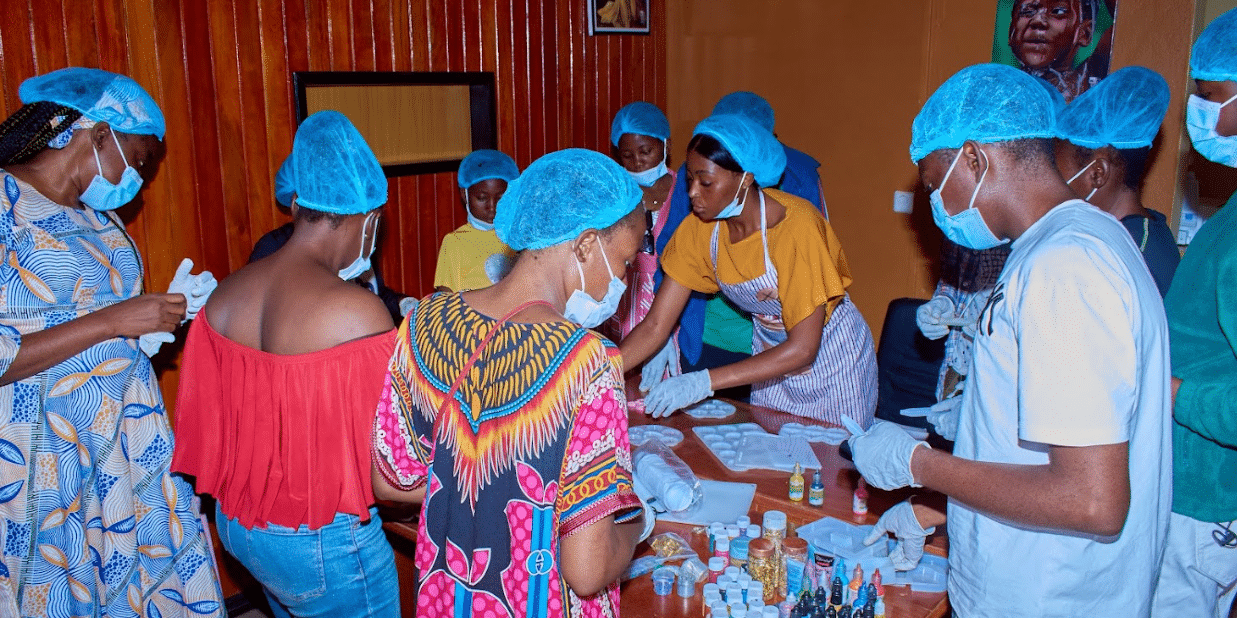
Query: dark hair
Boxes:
[
  {"xmin": 293, "ymin": 205, "xmax": 348, "ymax": 229},
  {"xmin": 934, "ymin": 138, "xmax": 1055, "ymax": 169},
  {"xmin": 686, "ymin": 134, "xmax": 759, "ymax": 187},
  {"xmin": 1071, "ymin": 144, "xmax": 1152, "ymax": 191},
  {"xmin": 599, "ymin": 204, "xmax": 643, "ymax": 239},
  {"xmin": 0, "ymin": 102, "xmax": 83, "ymax": 166}
]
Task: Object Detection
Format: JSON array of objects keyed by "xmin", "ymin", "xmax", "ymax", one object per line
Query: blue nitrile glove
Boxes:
[
  {"xmin": 863, "ymin": 500, "xmax": 935, "ymax": 571},
  {"xmin": 640, "ymin": 337, "xmax": 681, "ymax": 393},
  {"xmin": 645, "ymin": 370, "xmax": 713, "ymax": 418},
  {"xmin": 927, "ymin": 397, "xmax": 961, "ymax": 441},
  {"xmin": 844, "ymin": 420, "xmax": 931, "ymax": 491}
]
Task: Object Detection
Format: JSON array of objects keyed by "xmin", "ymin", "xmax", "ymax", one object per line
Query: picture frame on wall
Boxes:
[
  {"xmin": 991, "ymin": 0, "xmax": 1119, "ymax": 103},
  {"xmin": 589, "ymin": 0, "xmax": 650, "ymax": 35}
]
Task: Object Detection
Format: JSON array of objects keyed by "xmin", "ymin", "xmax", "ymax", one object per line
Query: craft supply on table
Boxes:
[
  {"xmin": 652, "ymin": 566, "xmax": 675, "ymax": 595},
  {"xmin": 684, "ymin": 398, "xmax": 737, "ymax": 419},
  {"xmin": 657, "ymin": 480, "xmax": 757, "ymax": 526},
  {"xmin": 693, "ymin": 423, "xmax": 823, "ymax": 472},
  {"xmin": 633, "ymin": 440, "xmax": 702, "ymax": 513},
  {"xmin": 779, "ymin": 422, "xmax": 850, "ymax": 445},
  {"xmin": 852, "ymin": 479, "xmax": 868, "ymax": 516},
  {"xmin": 808, "ymin": 469, "xmax": 825, "ymax": 506},
  {"xmin": 628, "ymin": 424, "xmax": 685, "ymax": 448},
  {"xmin": 789, "ymin": 463, "xmax": 805, "ymax": 502},
  {"xmin": 795, "ymin": 515, "xmax": 949, "ymax": 593}
]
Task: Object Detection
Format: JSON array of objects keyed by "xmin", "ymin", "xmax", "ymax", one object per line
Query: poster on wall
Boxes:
[
  {"xmin": 589, "ymin": 0, "xmax": 650, "ymax": 35},
  {"xmin": 991, "ymin": 0, "xmax": 1119, "ymax": 102}
]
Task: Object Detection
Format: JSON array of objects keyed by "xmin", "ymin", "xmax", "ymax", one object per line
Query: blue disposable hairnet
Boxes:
[
  {"xmin": 1192, "ymin": 8, "xmax": 1237, "ymax": 82},
  {"xmin": 494, "ymin": 148, "xmax": 641, "ymax": 251},
  {"xmin": 274, "ymin": 157, "xmax": 294, "ymax": 206},
  {"xmin": 909, "ymin": 64, "xmax": 1058, "ymax": 164},
  {"xmin": 692, "ymin": 114, "xmax": 787, "ymax": 187},
  {"xmin": 289, "ymin": 111, "xmax": 387, "ymax": 215},
  {"xmin": 712, "ymin": 92, "xmax": 775, "ymax": 133},
  {"xmin": 1056, "ymin": 66, "xmax": 1169, "ymax": 149},
  {"xmin": 610, "ymin": 101, "xmax": 671, "ymax": 146},
  {"xmin": 19, "ymin": 67, "xmax": 166, "ymax": 139},
  {"xmin": 457, "ymin": 149, "xmax": 520, "ymax": 188},
  {"xmin": 1033, "ymin": 76, "xmax": 1067, "ymax": 117}
]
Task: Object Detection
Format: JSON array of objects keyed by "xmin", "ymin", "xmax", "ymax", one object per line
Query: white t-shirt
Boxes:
[{"xmin": 947, "ymin": 200, "xmax": 1171, "ymax": 617}]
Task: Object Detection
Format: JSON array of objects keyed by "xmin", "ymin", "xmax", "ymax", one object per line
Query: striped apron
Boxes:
[{"xmin": 709, "ymin": 191, "xmax": 878, "ymax": 426}]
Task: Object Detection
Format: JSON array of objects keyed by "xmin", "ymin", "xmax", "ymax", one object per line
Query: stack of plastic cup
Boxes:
[
  {"xmin": 652, "ymin": 567, "xmax": 675, "ymax": 596},
  {"xmin": 710, "ymin": 603, "xmax": 729, "ymax": 618},
  {"xmin": 677, "ymin": 564, "xmax": 696, "ymax": 598},
  {"xmin": 748, "ymin": 581, "xmax": 765, "ymax": 605},
  {"xmin": 725, "ymin": 566, "xmax": 742, "ymax": 581},
  {"xmin": 726, "ymin": 582, "xmax": 743, "ymax": 604}
]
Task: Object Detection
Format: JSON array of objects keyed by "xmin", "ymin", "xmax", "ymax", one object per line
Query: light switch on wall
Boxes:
[{"xmin": 893, "ymin": 190, "xmax": 914, "ymax": 214}]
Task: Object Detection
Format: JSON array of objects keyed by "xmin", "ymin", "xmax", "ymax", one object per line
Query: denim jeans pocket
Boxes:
[{"xmin": 244, "ymin": 525, "xmax": 329, "ymax": 605}]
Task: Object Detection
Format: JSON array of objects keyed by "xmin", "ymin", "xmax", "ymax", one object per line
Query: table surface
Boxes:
[
  {"xmin": 383, "ymin": 398, "xmax": 950, "ymax": 618},
  {"xmin": 620, "ymin": 399, "xmax": 949, "ymax": 618}
]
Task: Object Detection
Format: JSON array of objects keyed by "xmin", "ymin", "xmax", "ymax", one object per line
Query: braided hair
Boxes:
[{"xmin": 0, "ymin": 102, "xmax": 83, "ymax": 166}]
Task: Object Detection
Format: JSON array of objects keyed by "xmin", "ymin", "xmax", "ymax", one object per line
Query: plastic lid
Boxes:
[
  {"xmin": 653, "ymin": 567, "xmax": 676, "ymax": 581},
  {"xmin": 709, "ymin": 557, "xmax": 726, "ymax": 571},
  {"xmin": 748, "ymin": 538, "xmax": 775, "ymax": 558},
  {"xmin": 716, "ymin": 537, "xmax": 731, "ymax": 552},
  {"xmin": 749, "ymin": 581, "xmax": 765, "ymax": 596},
  {"xmin": 737, "ymin": 515, "xmax": 752, "ymax": 528},
  {"xmin": 732, "ymin": 609, "xmax": 748, "ymax": 618},
  {"xmin": 783, "ymin": 537, "xmax": 809, "ymax": 556},
  {"xmin": 763, "ymin": 511, "xmax": 787, "ymax": 531},
  {"xmin": 737, "ymin": 573, "xmax": 753, "ymax": 586},
  {"xmin": 725, "ymin": 566, "xmax": 742, "ymax": 579},
  {"xmin": 746, "ymin": 525, "xmax": 762, "ymax": 538},
  {"xmin": 711, "ymin": 522, "xmax": 726, "ymax": 532},
  {"xmin": 763, "ymin": 606, "xmax": 780, "ymax": 618},
  {"xmin": 726, "ymin": 524, "xmax": 742, "ymax": 538}
]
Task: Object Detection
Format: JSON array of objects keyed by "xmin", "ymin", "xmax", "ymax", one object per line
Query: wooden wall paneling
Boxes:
[
  {"xmin": 92, "ymin": 0, "xmax": 129, "ymax": 74},
  {"xmin": 235, "ymin": 0, "xmax": 279, "ymax": 265},
  {"xmin": 352, "ymin": 0, "xmax": 377, "ymax": 71},
  {"xmin": 0, "ymin": 3, "xmax": 37, "ymax": 111},
  {"xmin": 31, "ymin": 2, "xmax": 70, "ymax": 72},
  {"xmin": 64, "ymin": 3, "xmax": 100, "ymax": 69},
  {"xmin": 205, "ymin": 1, "xmax": 255, "ymax": 273}
]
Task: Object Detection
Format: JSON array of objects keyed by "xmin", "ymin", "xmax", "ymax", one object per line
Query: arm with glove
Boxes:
[{"xmin": 140, "ymin": 258, "xmax": 217, "ymax": 358}]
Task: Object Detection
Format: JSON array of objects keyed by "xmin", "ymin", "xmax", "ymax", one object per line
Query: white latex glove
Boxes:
[
  {"xmin": 845, "ymin": 421, "xmax": 931, "ymax": 491},
  {"xmin": 166, "ymin": 258, "xmax": 216, "ymax": 322},
  {"xmin": 640, "ymin": 338, "xmax": 680, "ymax": 393},
  {"xmin": 863, "ymin": 501, "xmax": 935, "ymax": 571},
  {"xmin": 645, "ymin": 370, "xmax": 712, "ymax": 419},
  {"xmin": 915, "ymin": 296, "xmax": 956, "ymax": 340},
  {"xmin": 927, "ymin": 397, "xmax": 961, "ymax": 441},
  {"xmin": 139, "ymin": 331, "xmax": 176, "ymax": 358},
  {"xmin": 399, "ymin": 297, "xmax": 418, "ymax": 317}
]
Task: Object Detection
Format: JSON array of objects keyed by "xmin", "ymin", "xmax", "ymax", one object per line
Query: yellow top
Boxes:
[
  {"xmin": 433, "ymin": 223, "xmax": 517, "ymax": 292},
  {"xmin": 661, "ymin": 189, "xmax": 851, "ymax": 331}
]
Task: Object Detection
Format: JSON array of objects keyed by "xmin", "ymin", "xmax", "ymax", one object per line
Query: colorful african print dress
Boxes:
[
  {"xmin": 0, "ymin": 171, "xmax": 223, "ymax": 618},
  {"xmin": 373, "ymin": 293, "xmax": 641, "ymax": 618}
]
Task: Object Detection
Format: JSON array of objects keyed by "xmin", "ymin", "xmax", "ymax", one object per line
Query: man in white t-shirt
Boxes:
[{"xmin": 846, "ymin": 64, "xmax": 1171, "ymax": 617}]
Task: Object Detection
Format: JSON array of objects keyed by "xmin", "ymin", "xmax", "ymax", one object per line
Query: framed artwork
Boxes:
[
  {"xmin": 991, "ymin": 0, "xmax": 1119, "ymax": 103},
  {"xmin": 293, "ymin": 71, "xmax": 497, "ymax": 176},
  {"xmin": 589, "ymin": 0, "xmax": 650, "ymax": 35}
]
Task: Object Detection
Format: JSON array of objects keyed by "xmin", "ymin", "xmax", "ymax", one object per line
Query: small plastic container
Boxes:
[
  {"xmin": 736, "ymin": 572, "xmax": 753, "ymax": 589},
  {"xmin": 708, "ymin": 557, "xmax": 727, "ymax": 584},
  {"xmin": 676, "ymin": 567, "xmax": 696, "ymax": 598},
  {"xmin": 680, "ymin": 556, "xmax": 708, "ymax": 585},
  {"xmin": 763, "ymin": 605, "xmax": 781, "ymax": 618},
  {"xmin": 726, "ymin": 524, "xmax": 742, "ymax": 539},
  {"xmin": 709, "ymin": 522, "xmax": 726, "ymax": 551},
  {"xmin": 730, "ymin": 536, "xmax": 751, "ymax": 569},
  {"xmin": 748, "ymin": 581, "xmax": 765, "ymax": 604},
  {"xmin": 762, "ymin": 511, "xmax": 788, "ymax": 546},
  {"xmin": 725, "ymin": 582, "xmax": 743, "ymax": 603},
  {"xmin": 747, "ymin": 597, "xmax": 765, "ymax": 613},
  {"xmin": 737, "ymin": 515, "xmax": 752, "ymax": 530},
  {"xmin": 732, "ymin": 609, "xmax": 748, "ymax": 618},
  {"xmin": 747, "ymin": 524, "xmax": 762, "ymax": 539},
  {"xmin": 714, "ymin": 536, "xmax": 731, "ymax": 562},
  {"xmin": 725, "ymin": 566, "xmax": 742, "ymax": 580},
  {"xmin": 710, "ymin": 602, "xmax": 729, "ymax": 618},
  {"xmin": 716, "ymin": 574, "xmax": 733, "ymax": 588},
  {"xmin": 652, "ymin": 567, "xmax": 675, "ymax": 596}
]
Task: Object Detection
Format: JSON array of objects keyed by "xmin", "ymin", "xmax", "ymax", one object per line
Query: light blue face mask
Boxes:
[
  {"xmin": 79, "ymin": 130, "xmax": 144, "ymax": 211},
  {"xmin": 464, "ymin": 188, "xmax": 495, "ymax": 231},
  {"xmin": 714, "ymin": 172, "xmax": 751, "ymax": 219},
  {"xmin": 930, "ymin": 147, "xmax": 1007, "ymax": 250},
  {"xmin": 1187, "ymin": 93, "xmax": 1237, "ymax": 167},
  {"xmin": 629, "ymin": 139, "xmax": 669, "ymax": 187},
  {"xmin": 338, "ymin": 212, "xmax": 379, "ymax": 281},
  {"xmin": 563, "ymin": 237, "xmax": 626, "ymax": 329}
]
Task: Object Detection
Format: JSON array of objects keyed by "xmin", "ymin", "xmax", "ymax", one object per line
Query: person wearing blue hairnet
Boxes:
[
  {"xmin": 0, "ymin": 67, "xmax": 224, "ymax": 617},
  {"xmin": 1054, "ymin": 65, "xmax": 1178, "ymax": 296},
  {"xmin": 433, "ymin": 149, "xmax": 520, "ymax": 293},
  {"xmin": 846, "ymin": 64, "xmax": 1170, "ymax": 616},
  {"xmin": 248, "ymin": 156, "xmax": 411, "ymax": 318},
  {"xmin": 173, "ymin": 111, "xmax": 400, "ymax": 617},
  {"xmin": 621, "ymin": 114, "xmax": 878, "ymax": 424},
  {"xmin": 1152, "ymin": 8, "xmax": 1237, "ymax": 617},
  {"xmin": 654, "ymin": 92, "xmax": 830, "ymax": 404},
  {"xmin": 371, "ymin": 149, "xmax": 646, "ymax": 616},
  {"xmin": 606, "ymin": 102, "xmax": 680, "ymax": 374}
]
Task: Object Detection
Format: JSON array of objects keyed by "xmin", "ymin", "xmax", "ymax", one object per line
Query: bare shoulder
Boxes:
[{"xmin": 305, "ymin": 282, "xmax": 396, "ymax": 346}]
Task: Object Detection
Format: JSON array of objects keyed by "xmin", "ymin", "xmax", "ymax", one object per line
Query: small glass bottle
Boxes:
[
  {"xmin": 808, "ymin": 469, "xmax": 824, "ymax": 506},
  {"xmin": 789, "ymin": 463, "xmax": 805, "ymax": 501},
  {"xmin": 747, "ymin": 538, "xmax": 777, "ymax": 604},
  {"xmin": 852, "ymin": 479, "xmax": 869, "ymax": 517}
]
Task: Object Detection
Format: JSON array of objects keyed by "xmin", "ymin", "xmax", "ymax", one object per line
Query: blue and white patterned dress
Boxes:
[{"xmin": 0, "ymin": 170, "xmax": 222, "ymax": 618}]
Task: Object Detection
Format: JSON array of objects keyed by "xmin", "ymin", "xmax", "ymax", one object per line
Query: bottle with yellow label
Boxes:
[{"xmin": 789, "ymin": 463, "xmax": 805, "ymax": 502}]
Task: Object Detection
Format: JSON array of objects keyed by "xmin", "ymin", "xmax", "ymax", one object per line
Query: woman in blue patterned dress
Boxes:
[{"xmin": 0, "ymin": 68, "xmax": 223, "ymax": 617}]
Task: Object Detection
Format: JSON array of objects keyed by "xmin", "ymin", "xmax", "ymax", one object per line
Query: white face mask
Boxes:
[
  {"xmin": 464, "ymin": 188, "xmax": 495, "ymax": 231},
  {"xmin": 714, "ymin": 173, "xmax": 751, "ymax": 219},
  {"xmin": 1066, "ymin": 159, "xmax": 1098, "ymax": 201},
  {"xmin": 563, "ymin": 237, "xmax": 626, "ymax": 329},
  {"xmin": 628, "ymin": 139, "xmax": 669, "ymax": 187},
  {"xmin": 338, "ymin": 212, "xmax": 379, "ymax": 281},
  {"xmin": 1187, "ymin": 93, "xmax": 1237, "ymax": 167}
]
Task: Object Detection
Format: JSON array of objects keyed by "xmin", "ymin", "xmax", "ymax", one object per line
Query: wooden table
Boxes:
[
  {"xmin": 620, "ymin": 400, "xmax": 949, "ymax": 618},
  {"xmin": 382, "ymin": 399, "xmax": 950, "ymax": 618}
]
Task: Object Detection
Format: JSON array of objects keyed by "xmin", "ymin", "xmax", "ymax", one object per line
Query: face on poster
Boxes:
[{"xmin": 991, "ymin": 0, "xmax": 1119, "ymax": 102}]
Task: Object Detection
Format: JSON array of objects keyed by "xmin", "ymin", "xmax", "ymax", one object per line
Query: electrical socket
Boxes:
[{"xmin": 893, "ymin": 190, "xmax": 914, "ymax": 214}]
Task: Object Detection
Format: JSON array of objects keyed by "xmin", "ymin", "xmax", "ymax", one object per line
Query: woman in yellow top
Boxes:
[
  {"xmin": 621, "ymin": 114, "xmax": 877, "ymax": 425},
  {"xmin": 433, "ymin": 149, "xmax": 519, "ymax": 292}
]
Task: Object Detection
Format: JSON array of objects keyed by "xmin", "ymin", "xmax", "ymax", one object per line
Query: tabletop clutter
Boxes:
[{"xmin": 626, "ymin": 402, "xmax": 948, "ymax": 618}]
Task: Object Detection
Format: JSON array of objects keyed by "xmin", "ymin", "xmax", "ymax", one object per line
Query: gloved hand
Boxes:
[
  {"xmin": 398, "ymin": 297, "xmax": 418, "ymax": 318},
  {"xmin": 915, "ymin": 296, "xmax": 956, "ymax": 340},
  {"xmin": 167, "ymin": 258, "xmax": 217, "ymax": 322},
  {"xmin": 846, "ymin": 421, "xmax": 931, "ymax": 491},
  {"xmin": 927, "ymin": 397, "xmax": 961, "ymax": 441},
  {"xmin": 644, "ymin": 370, "xmax": 712, "ymax": 418},
  {"xmin": 139, "ymin": 331, "xmax": 176, "ymax": 358},
  {"xmin": 640, "ymin": 338, "xmax": 680, "ymax": 393},
  {"xmin": 863, "ymin": 501, "xmax": 935, "ymax": 571}
]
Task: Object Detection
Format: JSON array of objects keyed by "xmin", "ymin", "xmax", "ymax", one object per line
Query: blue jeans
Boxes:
[{"xmin": 215, "ymin": 505, "xmax": 399, "ymax": 618}]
